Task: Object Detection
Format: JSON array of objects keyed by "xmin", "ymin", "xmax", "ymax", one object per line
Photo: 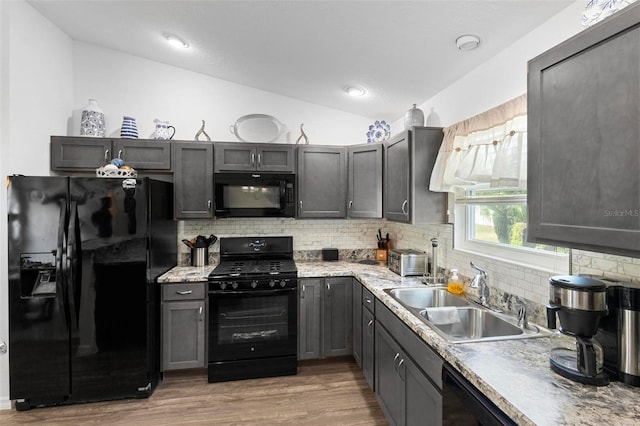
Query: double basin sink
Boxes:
[{"xmin": 384, "ymin": 287, "xmax": 549, "ymax": 343}]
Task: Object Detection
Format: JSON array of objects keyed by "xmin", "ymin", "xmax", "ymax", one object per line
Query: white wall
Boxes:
[
  {"xmin": 392, "ymin": 1, "xmax": 588, "ymax": 129},
  {"xmin": 72, "ymin": 42, "xmax": 373, "ymax": 145},
  {"xmin": 0, "ymin": 0, "xmax": 74, "ymax": 410}
]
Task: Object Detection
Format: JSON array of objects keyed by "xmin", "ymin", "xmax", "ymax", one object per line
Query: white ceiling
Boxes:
[{"xmin": 27, "ymin": 0, "xmax": 575, "ymax": 121}]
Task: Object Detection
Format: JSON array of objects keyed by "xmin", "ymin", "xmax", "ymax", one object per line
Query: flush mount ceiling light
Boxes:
[
  {"xmin": 456, "ymin": 34, "xmax": 480, "ymax": 51},
  {"xmin": 345, "ymin": 86, "xmax": 366, "ymax": 97},
  {"xmin": 164, "ymin": 33, "xmax": 190, "ymax": 49}
]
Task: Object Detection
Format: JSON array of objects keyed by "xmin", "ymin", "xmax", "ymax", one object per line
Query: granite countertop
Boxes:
[{"xmin": 158, "ymin": 261, "xmax": 640, "ymax": 425}]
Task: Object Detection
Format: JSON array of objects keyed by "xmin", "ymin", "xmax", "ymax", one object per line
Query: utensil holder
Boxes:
[{"xmin": 191, "ymin": 247, "xmax": 209, "ymax": 267}]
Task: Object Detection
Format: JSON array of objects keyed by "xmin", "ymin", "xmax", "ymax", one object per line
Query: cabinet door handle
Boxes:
[
  {"xmin": 251, "ymin": 153, "xmax": 255, "ymax": 166},
  {"xmin": 104, "ymin": 149, "xmax": 110, "ymax": 162},
  {"xmin": 401, "ymin": 200, "xmax": 408, "ymax": 215},
  {"xmin": 207, "ymin": 200, "xmax": 212, "ymax": 212},
  {"xmin": 367, "ymin": 319, "xmax": 374, "ymax": 336},
  {"xmin": 118, "ymin": 150, "xmax": 123, "ymax": 159},
  {"xmin": 393, "ymin": 353, "xmax": 400, "ymax": 372},
  {"xmin": 199, "ymin": 305, "xmax": 204, "ymax": 321},
  {"xmin": 326, "ymin": 282, "xmax": 331, "ymax": 297},
  {"xmin": 301, "ymin": 284, "xmax": 306, "ymax": 299},
  {"xmin": 257, "ymin": 154, "xmax": 262, "ymax": 167},
  {"xmin": 398, "ymin": 359, "xmax": 405, "ymax": 381},
  {"xmin": 348, "ymin": 200, "xmax": 353, "ymax": 209},
  {"xmin": 299, "ymin": 200, "xmax": 303, "ymax": 215},
  {"xmin": 176, "ymin": 290, "xmax": 193, "ymax": 295},
  {"xmin": 365, "ymin": 297, "xmax": 372, "ymax": 305}
]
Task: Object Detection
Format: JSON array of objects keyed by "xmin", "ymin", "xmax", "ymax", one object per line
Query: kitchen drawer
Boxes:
[
  {"xmin": 162, "ymin": 283, "xmax": 206, "ymax": 301},
  {"xmin": 362, "ymin": 287, "xmax": 375, "ymax": 313}
]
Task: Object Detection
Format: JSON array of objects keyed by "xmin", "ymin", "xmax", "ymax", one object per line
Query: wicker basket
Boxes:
[{"xmin": 95, "ymin": 166, "xmax": 137, "ymax": 178}]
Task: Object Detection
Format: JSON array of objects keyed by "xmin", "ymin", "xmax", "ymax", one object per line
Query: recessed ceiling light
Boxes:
[
  {"xmin": 164, "ymin": 33, "xmax": 190, "ymax": 49},
  {"xmin": 345, "ymin": 86, "xmax": 366, "ymax": 97},
  {"xmin": 456, "ymin": 34, "xmax": 480, "ymax": 51}
]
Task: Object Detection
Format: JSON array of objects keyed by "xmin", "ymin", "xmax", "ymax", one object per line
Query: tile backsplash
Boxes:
[{"xmin": 178, "ymin": 218, "xmax": 640, "ymax": 323}]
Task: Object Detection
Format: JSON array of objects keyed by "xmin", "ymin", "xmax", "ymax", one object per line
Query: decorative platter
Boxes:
[
  {"xmin": 230, "ymin": 114, "xmax": 287, "ymax": 143},
  {"xmin": 367, "ymin": 120, "xmax": 391, "ymax": 143}
]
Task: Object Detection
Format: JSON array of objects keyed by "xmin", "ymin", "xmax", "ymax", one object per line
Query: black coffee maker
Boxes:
[
  {"xmin": 596, "ymin": 280, "xmax": 640, "ymax": 387},
  {"xmin": 547, "ymin": 275, "xmax": 610, "ymax": 386}
]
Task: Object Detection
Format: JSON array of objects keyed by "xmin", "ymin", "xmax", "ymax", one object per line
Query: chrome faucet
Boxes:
[
  {"xmin": 517, "ymin": 304, "xmax": 528, "ymax": 329},
  {"xmin": 470, "ymin": 262, "xmax": 490, "ymax": 307}
]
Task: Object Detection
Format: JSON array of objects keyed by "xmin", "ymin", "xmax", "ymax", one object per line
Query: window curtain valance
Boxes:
[{"xmin": 429, "ymin": 94, "xmax": 528, "ymax": 193}]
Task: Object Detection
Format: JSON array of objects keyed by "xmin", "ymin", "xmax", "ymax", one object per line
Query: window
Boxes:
[
  {"xmin": 430, "ymin": 95, "xmax": 568, "ymax": 272},
  {"xmin": 454, "ymin": 188, "xmax": 568, "ymax": 272}
]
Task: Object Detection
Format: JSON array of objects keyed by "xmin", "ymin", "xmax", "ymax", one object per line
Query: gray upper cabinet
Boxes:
[
  {"xmin": 214, "ymin": 142, "xmax": 295, "ymax": 173},
  {"xmin": 113, "ymin": 140, "xmax": 171, "ymax": 170},
  {"xmin": 173, "ymin": 141, "xmax": 214, "ymax": 219},
  {"xmin": 528, "ymin": 3, "xmax": 640, "ymax": 256},
  {"xmin": 383, "ymin": 128, "xmax": 446, "ymax": 224},
  {"xmin": 51, "ymin": 136, "xmax": 171, "ymax": 171},
  {"xmin": 348, "ymin": 143, "xmax": 383, "ymax": 218},
  {"xmin": 297, "ymin": 145, "xmax": 347, "ymax": 218}
]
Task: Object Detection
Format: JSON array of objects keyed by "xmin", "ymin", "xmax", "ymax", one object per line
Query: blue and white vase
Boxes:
[
  {"xmin": 120, "ymin": 116, "xmax": 138, "ymax": 139},
  {"xmin": 80, "ymin": 99, "xmax": 105, "ymax": 137}
]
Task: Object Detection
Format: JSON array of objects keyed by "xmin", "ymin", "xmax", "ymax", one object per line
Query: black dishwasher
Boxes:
[{"xmin": 442, "ymin": 363, "xmax": 516, "ymax": 426}]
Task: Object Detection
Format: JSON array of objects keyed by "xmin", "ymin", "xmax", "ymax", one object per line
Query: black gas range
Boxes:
[{"xmin": 207, "ymin": 236, "xmax": 298, "ymax": 383}]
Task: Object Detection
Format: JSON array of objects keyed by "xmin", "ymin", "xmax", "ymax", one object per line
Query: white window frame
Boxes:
[{"xmin": 453, "ymin": 194, "xmax": 568, "ymax": 274}]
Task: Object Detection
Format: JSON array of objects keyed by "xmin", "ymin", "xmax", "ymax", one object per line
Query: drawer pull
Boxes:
[
  {"xmin": 365, "ymin": 297, "xmax": 372, "ymax": 304},
  {"xmin": 176, "ymin": 290, "xmax": 193, "ymax": 295}
]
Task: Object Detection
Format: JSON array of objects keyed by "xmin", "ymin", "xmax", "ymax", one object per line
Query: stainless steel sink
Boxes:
[
  {"xmin": 385, "ymin": 287, "xmax": 470, "ymax": 309},
  {"xmin": 384, "ymin": 286, "xmax": 550, "ymax": 343},
  {"xmin": 420, "ymin": 306, "xmax": 543, "ymax": 343}
]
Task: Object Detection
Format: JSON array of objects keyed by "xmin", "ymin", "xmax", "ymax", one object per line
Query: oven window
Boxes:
[
  {"xmin": 216, "ymin": 295, "xmax": 290, "ymax": 345},
  {"xmin": 223, "ymin": 185, "xmax": 280, "ymax": 209}
]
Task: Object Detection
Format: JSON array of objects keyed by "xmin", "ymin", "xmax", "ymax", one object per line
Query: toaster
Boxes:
[{"xmin": 388, "ymin": 249, "xmax": 428, "ymax": 276}]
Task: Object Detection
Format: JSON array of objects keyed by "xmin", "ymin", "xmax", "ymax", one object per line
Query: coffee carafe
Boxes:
[{"xmin": 547, "ymin": 275, "xmax": 610, "ymax": 386}]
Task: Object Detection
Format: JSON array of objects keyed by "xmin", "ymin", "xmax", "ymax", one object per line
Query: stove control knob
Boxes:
[
  {"xmin": 269, "ymin": 280, "xmax": 276, "ymax": 288},
  {"xmin": 220, "ymin": 282, "xmax": 227, "ymax": 290},
  {"xmin": 232, "ymin": 282, "xmax": 238, "ymax": 290},
  {"xmin": 251, "ymin": 280, "xmax": 258, "ymax": 289},
  {"xmin": 280, "ymin": 280, "xmax": 286, "ymax": 288}
]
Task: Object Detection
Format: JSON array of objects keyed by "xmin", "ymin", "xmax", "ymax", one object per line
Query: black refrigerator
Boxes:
[{"xmin": 7, "ymin": 176, "xmax": 177, "ymax": 410}]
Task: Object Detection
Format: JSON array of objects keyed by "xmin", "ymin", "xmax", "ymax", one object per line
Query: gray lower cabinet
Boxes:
[
  {"xmin": 348, "ymin": 143, "xmax": 383, "ymax": 218},
  {"xmin": 161, "ymin": 283, "xmax": 207, "ymax": 371},
  {"xmin": 383, "ymin": 127, "xmax": 446, "ymax": 224},
  {"xmin": 352, "ymin": 279, "xmax": 363, "ymax": 367},
  {"xmin": 214, "ymin": 142, "xmax": 295, "ymax": 173},
  {"xmin": 173, "ymin": 141, "xmax": 214, "ymax": 219},
  {"xmin": 297, "ymin": 146, "xmax": 347, "ymax": 218},
  {"xmin": 362, "ymin": 288, "xmax": 375, "ymax": 390},
  {"xmin": 299, "ymin": 278, "xmax": 322, "ymax": 359},
  {"xmin": 527, "ymin": 3, "xmax": 640, "ymax": 256},
  {"xmin": 375, "ymin": 300, "xmax": 442, "ymax": 426},
  {"xmin": 50, "ymin": 136, "xmax": 171, "ymax": 171},
  {"xmin": 298, "ymin": 277, "xmax": 352, "ymax": 359}
]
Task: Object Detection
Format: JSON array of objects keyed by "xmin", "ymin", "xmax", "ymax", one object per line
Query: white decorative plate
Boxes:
[
  {"xmin": 367, "ymin": 120, "xmax": 391, "ymax": 143},
  {"xmin": 230, "ymin": 114, "xmax": 287, "ymax": 143}
]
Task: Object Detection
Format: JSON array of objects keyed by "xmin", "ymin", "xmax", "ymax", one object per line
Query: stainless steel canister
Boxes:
[{"xmin": 191, "ymin": 247, "xmax": 209, "ymax": 267}]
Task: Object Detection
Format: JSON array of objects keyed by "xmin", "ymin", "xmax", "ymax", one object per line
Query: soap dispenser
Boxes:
[{"xmin": 447, "ymin": 269, "xmax": 464, "ymax": 295}]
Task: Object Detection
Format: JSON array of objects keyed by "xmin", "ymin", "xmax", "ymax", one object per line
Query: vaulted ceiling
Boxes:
[{"xmin": 28, "ymin": 0, "xmax": 575, "ymax": 120}]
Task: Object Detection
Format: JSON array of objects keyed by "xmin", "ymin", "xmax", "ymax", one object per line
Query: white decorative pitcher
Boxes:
[{"xmin": 153, "ymin": 119, "xmax": 176, "ymax": 140}]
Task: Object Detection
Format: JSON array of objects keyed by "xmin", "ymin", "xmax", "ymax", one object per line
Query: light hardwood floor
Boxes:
[{"xmin": 0, "ymin": 358, "xmax": 388, "ymax": 425}]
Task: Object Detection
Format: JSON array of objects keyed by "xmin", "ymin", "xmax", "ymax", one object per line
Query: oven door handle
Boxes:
[{"xmin": 209, "ymin": 288, "xmax": 295, "ymax": 297}]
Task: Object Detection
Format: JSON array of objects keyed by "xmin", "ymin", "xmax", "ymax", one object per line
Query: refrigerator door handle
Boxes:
[
  {"xmin": 57, "ymin": 200, "xmax": 69, "ymax": 332},
  {"xmin": 65, "ymin": 201, "xmax": 80, "ymax": 333}
]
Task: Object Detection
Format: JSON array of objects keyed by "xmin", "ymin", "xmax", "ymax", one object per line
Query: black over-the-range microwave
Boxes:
[{"xmin": 214, "ymin": 173, "xmax": 296, "ymax": 218}]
